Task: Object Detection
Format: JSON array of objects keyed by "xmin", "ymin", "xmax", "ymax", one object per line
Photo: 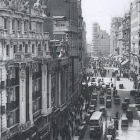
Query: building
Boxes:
[
  {"xmin": 110, "ymin": 17, "xmax": 122, "ymax": 56},
  {"xmin": 130, "ymin": 0, "xmax": 140, "ymax": 74},
  {"xmin": 0, "ymin": 0, "xmax": 85, "ymax": 140},
  {"xmin": 121, "ymin": 11, "xmax": 131, "ymax": 69},
  {"xmin": 92, "ymin": 22, "xmax": 110, "ymax": 57}
]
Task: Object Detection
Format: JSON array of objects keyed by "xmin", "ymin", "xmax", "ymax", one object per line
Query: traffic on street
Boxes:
[{"xmin": 74, "ymin": 58, "xmax": 140, "ymax": 140}]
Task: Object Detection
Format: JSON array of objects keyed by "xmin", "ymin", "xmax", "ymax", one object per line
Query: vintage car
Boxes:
[
  {"xmin": 106, "ymin": 99, "xmax": 112, "ymax": 108},
  {"xmin": 126, "ymin": 109, "xmax": 133, "ymax": 119},
  {"xmin": 106, "ymin": 95, "xmax": 111, "ymax": 100},
  {"xmin": 99, "ymin": 96, "xmax": 105, "ymax": 104},
  {"xmin": 92, "ymin": 93, "xmax": 98, "ymax": 100},
  {"xmin": 124, "ymin": 98, "xmax": 130, "ymax": 104},
  {"xmin": 130, "ymin": 90, "xmax": 137, "ymax": 96},
  {"xmin": 121, "ymin": 114, "xmax": 128, "ymax": 127},
  {"xmin": 88, "ymin": 105, "xmax": 95, "ymax": 116},
  {"xmin": 99, "ymin": 106, "xmax": 106, "ymax": 116},
  {"xmin": 91, "ymin": 99, "xmax": 97, "ymax": 107},
  {"xmin": 107, "ymin": 88, "xmax": 111, "ymax": 95},
  {"xmin": 115, "ymin": 98, "xmax": 120, "ymax": 105},
  {"xmin": 122, "ymin": 101, "xmax": 128, "ymax": 110}
]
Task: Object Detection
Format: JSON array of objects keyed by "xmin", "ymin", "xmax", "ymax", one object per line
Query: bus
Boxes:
[{"xmin": 89, "ymin": 111, "xmax": 103, "ymax": 137}]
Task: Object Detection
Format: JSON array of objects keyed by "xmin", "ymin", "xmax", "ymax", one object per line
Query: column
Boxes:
[
  {"xmin": 9, "ymin": 17, "xmax": 12, "ymax": 34},
  {"xmin": 58, "ymin": 72, "xmax": 61, "ymax": 106},
  {"xmin": 41, "ymin": 64, "xmax": 47, "ymax": 115},
  {"xmin": 22, "ymin": 20, "xmax": 24, "ymax": 34},
  {"xmin": 19, "ymin": 66, "xmax": 26, "ymax": 124},
  {"xmin": 49, "ymin": 74, "xmax": 51, "ymax": 108},
  {"xmin": 29, "ymin": 64, "xmax": 33, "ymax": 124}
]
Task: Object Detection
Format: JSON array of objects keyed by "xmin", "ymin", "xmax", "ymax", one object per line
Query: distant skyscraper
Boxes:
[{"xmin": 91, "ymin": 22, "xmax": 110, "ymax": 57}]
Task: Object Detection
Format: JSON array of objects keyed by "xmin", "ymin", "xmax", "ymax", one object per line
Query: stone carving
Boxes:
[
  {"xmin": 21, "ymin": 0, "xmax": 29, "ymax": 13},
  {"xmin": 42, "ymin": 64, "xmax": 47, "ymax": 74},
  {"xmin": 20, "ymin": 68, "xmax": 26, "ymax": 80},
  {"xmin": 33, "ymin": 0, "xmax": 43, "ymax": 13},
  {"xmin": 32, "ymin": 0, "xmax": 47, "ymax": 17}
]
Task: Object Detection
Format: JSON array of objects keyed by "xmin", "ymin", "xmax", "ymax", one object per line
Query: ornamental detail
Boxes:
[
  {"xmin": 42, "ymin": 64, "xmax": 47, "ymax": 74},
  {"xmin": 20, "ymin": 68, "xmax": 26, "ymax": 80}
]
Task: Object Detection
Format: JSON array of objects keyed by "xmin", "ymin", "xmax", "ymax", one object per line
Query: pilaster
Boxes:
[
  {"xmin": 58, "ymin": 72, "xmax": 61, "ymax": 106},
  {"xmin": 19, "ymin": 64, "xmax": 26, "ymax": 124},
  {"xmin": 29, "ymin": 64, "xmax": 33, "ymax": 124},
  {"xmin": 41, "ymin": 64, "xmax": 47, "ymax": 115},
  {"xmin": 9, "ymin": 17, "xmax": 12, "ymax": 34},
  {"xmin": 49, "ymin": 74, "xmax": 51, "ymax": 108}
]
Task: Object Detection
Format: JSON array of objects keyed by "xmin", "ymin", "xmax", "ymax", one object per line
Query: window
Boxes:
[
  {"xmin": 12, "ymin": 19, "xmax": 15, "ymax": 30},
  {"xmin": 25, "ymin": 44, "xmax": 28, "ymax": 53},
  {"xmin": 13, "ymin": 45, "xmax": 17, "ymax": 53},
  {"xmin": 17, "ymin": 20, "xmax": 20, "ymax": 30},
  {"xmin": 6, "ymin": 45, "xmax": 10, "ymax": 56},
  {"xmin": 44, "ymin": 44, "xmax": 46, "ymax": 51},
  {"xmin": 4, "ymin": 18, "xmax": 7, "ymax": 29},
  {"xmin": 19, "ymin": 45, "xmax": 22, "ymax": 52},
  {"xmin": 32, "ymin": 44, "xmax": 35, "ymax": 53}
]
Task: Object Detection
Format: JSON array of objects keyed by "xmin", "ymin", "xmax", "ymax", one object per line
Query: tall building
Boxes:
[
  {"xmin": 121, "ymin": 11, "xmax": 131, "ymax": 69},
  {"xmin": 110, "ymin": 17, "xmax": 122, "ymax": 56},
  {"xmin": 92, "ymin": 22, "xmax": 110, "ymax": 57},
  {"xmin": 130, "ymin": 0, "xmax": 140, "ymax": 74}
]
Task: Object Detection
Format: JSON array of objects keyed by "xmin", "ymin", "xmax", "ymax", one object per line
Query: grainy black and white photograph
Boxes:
[{"xmin": 0, "ymin": 0, "xmax": 140, "ymax": 140}]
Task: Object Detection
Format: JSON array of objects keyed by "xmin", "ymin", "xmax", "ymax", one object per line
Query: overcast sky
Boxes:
[{"xmin": 82, "ymin": 0, "xmax": 133, "ymax": 44}]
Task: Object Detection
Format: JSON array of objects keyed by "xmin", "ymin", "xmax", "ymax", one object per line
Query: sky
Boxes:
[{"xmin": 82, "ymin": 0, "xmax": 133, "ymax": 44}]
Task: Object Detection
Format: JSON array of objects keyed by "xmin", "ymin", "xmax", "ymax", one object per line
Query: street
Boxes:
[{"xmin": 82, "ymin": 67, "xmax": 140, "ymax": 140}]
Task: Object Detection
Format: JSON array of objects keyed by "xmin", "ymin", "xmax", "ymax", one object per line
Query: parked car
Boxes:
[
  {"xmin": 126, "ymin": 109, "xmax": 133, "ymax": 119},
  {"xmin": 115, "ymin": 98, "xmax": 120, "ymax": 105},
  {"xmin": 121, "ymin": 114, "xmax": 128, "ymax": 127},
  {"xmin": 135, "ymin": 97, "xmax": 140, "ymax": 104},
  {"xmin": 119, "ymin": 83, "xmax": 123, "ymax": 89},
  {"xmin": 91, "ymin": 99, "xmax": 97, "ymax": 107},
  {"xmin": 130, "ymin": 90, "xmax": 137, "ymax": 96},
  {"xmin": 99, "ymin": 106, "xmax": 106, "ymax": 116},
  {"xmin": 135, "ymin": 104, "xmax": 140, "ymax": 111},
  {"xmin": 106, "ymin": 95, "xmax": 111, "ymax": 100},
  {"xmin": 124, "ymin": 98, "xmax": 130, "ymax": 104},
  {"xmin": 99, "ymin": 96, "xmax": 105, "ymax": 104},
  {"xmin": 88, "ymin": 105, "xmax": 95, "ymax": 115},
  {"xmin": 122, "ymin": 101, "xmax": 128, "ymax": 110},
  {"xmin": 106, "ymin": 99, "xmax": 112, "ymax": 108},
  {"xmin": 92, "ymin": 93, "xmax": 97, "ymax": 100},
  {"xmin": 107, "ymin": 88, "xmax": 111, "ymax": 95}
]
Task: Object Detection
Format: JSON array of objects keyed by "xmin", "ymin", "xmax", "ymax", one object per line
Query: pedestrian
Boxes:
[{"xmin": 108, "ymin": 70, "xmax": 109, "ymax": 73}]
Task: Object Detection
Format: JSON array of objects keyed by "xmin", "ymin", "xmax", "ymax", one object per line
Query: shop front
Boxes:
[
  {"xmin": 38, "ymin": 123, "xmax": 51, "ymax": 140},
  {"xmin": 51, "ymin": 108, "xmax": 61, "ymax": 140}
]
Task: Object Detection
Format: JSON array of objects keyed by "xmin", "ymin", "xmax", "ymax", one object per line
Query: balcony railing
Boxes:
[
  {"xmin": 20, "ymin": 121, "xmax": 31, "ymax": 132},
  {"xmin": 14, "ymin": 52, "xmax": 32, "ymax": 60},
  {"xmin": 6, "ymin": 101, "xmax": 19, "ymax": 111},
  {"xmin": 33, "ymin": 109, "xmax": 41, "ymax": 121}
]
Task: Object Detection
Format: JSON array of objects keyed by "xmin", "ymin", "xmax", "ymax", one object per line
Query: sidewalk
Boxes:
[
  {"xmin": 116, "ymin": 78, "xmax": 134, "ymax": 91},
  {"xmin": 58, "ymin": 102, "xmax": 87, "ymax": 140}
]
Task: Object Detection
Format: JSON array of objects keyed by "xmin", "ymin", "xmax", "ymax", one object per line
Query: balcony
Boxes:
[
  {"xmin": 6, "ymin": 101, "xmax": 19, "ymax": 112},
  {"xmin": 0, "ymin": 81, "xmax": 5, "ymax": 89},
  {"xmin": 7, "ymin": 124, "xmax": 20, "ymax": 138},
  {"xmin": 33, "ymin": 109, "xmax": 41, "ymax": 121},
  {"xmin": 14, "ymin": 52, "xmax": 32, "ymax": 60},
  {"xmin": 20, "ymin": 121, "xmax": 31, "ymax": 132},
  {"xmin": 1, "ymin": 105, "xmax": 5, "ymax": 114},
  {"xmin": 33, "ymin": 91, "xmax": 41, "ymax": 100}
]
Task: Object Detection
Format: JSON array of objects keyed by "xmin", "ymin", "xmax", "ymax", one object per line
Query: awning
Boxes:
[{"xmin": 121, "ymin": 60, "xmax": 129, "ymax": 65}]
